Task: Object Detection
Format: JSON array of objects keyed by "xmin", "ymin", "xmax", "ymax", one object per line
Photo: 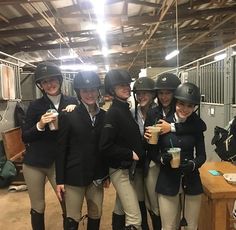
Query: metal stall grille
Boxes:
[
  {"xmin": 199, "ymin": 60, "xmax": 224, "ymax": 104},
  {"xmin": 233, "ymin": 55, "xmax": 236, "ymax": 104},
  {"xmin": 184, "ymin": 67, "xmax": 197, "ymax": 86},
  {"xmin": 62, "ymin": 72, "xmax": 76, "ymax": 97},
  {"xmin": 156, "ymin": 45, "xmax": 236, "ymax": 161}
]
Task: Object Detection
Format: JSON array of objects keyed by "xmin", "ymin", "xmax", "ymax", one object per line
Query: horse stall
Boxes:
[{"xmin": 155, "ymin": 44, "xmax": 236, "ymax": 162}]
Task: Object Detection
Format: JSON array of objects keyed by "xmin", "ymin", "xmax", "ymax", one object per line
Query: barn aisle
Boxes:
[{"xmin": 0, "ymin": 182, "xmax": 116, "ymax": 230}]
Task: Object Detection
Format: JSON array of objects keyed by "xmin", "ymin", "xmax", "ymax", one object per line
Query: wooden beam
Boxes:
[
  {"xmin": 0, "ymin": 0, "xmax": 62, "ymax": 4},
  {"xmin": 2, "ymin": 19, "xmax": 235, "ymax": 54},
  {"xmin": 0, "ymin": 4, "xmax": 235, "ymax": 30},
  {"xmin": 181, "ymin": 14, "xmax": 236, "ymax": 51},
  {"xmin": 128, "ymin": 0, "xmax": 175, "ymax": 69},
  {"xmin": 127, "ymin": 0, "xmax": 161, "ymax": 8}
]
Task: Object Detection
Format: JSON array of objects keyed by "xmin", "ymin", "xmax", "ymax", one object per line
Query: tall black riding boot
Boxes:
[
  {"xmin": 149, "ymin": 211, "xmax": 162, "ymax": 230},
  {"xmin": 65, "ymin": 217, "xmax": 78, "ymax": 230},
  {"xmin": 139, "ymin": 201, "xmax": 149, "ymax": 230},
  {"xmin": 30, "ymin": 209, "xmax": 45, "ymax": 230},
  {"xmin": 112, "ymin": 212, "xmax": 125, "ymax": 230},
  {"xmin": 124, "ymin": 225, "xmax": 137, "ymax": 230},
  {"xmin": 62, "ymin": 214, "xmax": 66, "ymax": 229},
  {"xmin": 87, "ymin": 217, "xmax": 101, "ymax": 230}
]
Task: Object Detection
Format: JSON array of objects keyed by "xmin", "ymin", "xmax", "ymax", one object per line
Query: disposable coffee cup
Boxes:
[
  {"xmin": 47, "ymin": 109, "xmax": 59, "ymax": 131},
  {"xmin": 168, "ymin": 147, "xmax": 181, "ymax": 168},
  {"xmin": 147, "ymin": 126, "xmax": 161, "ymax": 145}
]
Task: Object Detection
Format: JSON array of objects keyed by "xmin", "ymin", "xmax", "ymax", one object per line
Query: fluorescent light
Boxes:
[
  {"xmin": 97, "ymin": 22, "xmax": 107, "ymax": 42},
  {"xmin": 165, "ymin": 50, "xmax": 179, "ymax": 60},
  {"xmin": 60, "ymin": 64, "xmax": 97, "ymax": 71},
  {"xmin": 105, "ymin": 65, "xmax": 110, "ymax": 72},
  {"xmin": 139, "ymin": 69, "xmax": 147, "ymax": 78},
  {"xmin": 90, "ymin": 0, "xmax": 105, "ymax": 16},
  {"xmin": 59, "ymin": 54, "xmax": 77, "ymax": 60},
  {"xmin": 59, "ymin": 49, "xmax": 78, "ymax": 60},
  {"xmin": 102, "ymin": 47, "xmax": 109, "ymax": 57},
  {"xmin": 214, "ymin": 53, "xmax": 226, "ymax": 61}
]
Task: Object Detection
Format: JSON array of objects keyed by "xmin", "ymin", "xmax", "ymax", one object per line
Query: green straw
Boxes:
[{"xmin": 154, "ymin": 118, "xmax": 159, "ymax": 126}]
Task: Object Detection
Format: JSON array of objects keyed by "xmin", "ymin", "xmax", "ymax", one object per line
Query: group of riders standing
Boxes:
[{"xmin": 22, "ymin": 61, "xmax": 206, "ymax": 230}]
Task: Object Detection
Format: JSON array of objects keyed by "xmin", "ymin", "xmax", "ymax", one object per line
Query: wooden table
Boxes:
[{"xmin": 198, "ymin": 162, "xmax": 236, "ymax": 230}]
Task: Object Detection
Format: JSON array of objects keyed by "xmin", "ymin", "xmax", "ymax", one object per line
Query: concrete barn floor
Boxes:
[{"xmin": 0, "ymin": 182, "xmax": 117, "ymax": 230}]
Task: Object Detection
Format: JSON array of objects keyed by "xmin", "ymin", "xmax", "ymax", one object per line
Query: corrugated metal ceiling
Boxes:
[{"xmin": 0, "ymin": 0, "xmax": 235, "ymax": 76}]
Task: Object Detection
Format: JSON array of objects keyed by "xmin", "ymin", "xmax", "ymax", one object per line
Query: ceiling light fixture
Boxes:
[
  {"xmin": 60, "ymin": 64, "xmax": 98, "ymax": 71},
  {"xmin": 165, "ymin": 49, "xmax": 179, "ymax": 60},
  {"xmin": 105, "ymin": 65, "xmax": 110, "ymax": 72},
  {"xmin": 102, "ymin": 47, "xmax": 109, "ymax": 57},
  {"xmin": 214, "ymin": 53, "xmax": 226, "ymax": 61},
  {"xmin": 59, "ymin": 54, "xmax": 78, "ymax": 60},
  {"xmin": 97, "ymin": 23, "xmax": 107, "ymax": 42},
  {"xmin": 90, "ymin": 0, "xmax": 105, "ymax": 16},
  {"xmin": 90, "ymin": 0, "xmax": 109, "ymax": 68}
]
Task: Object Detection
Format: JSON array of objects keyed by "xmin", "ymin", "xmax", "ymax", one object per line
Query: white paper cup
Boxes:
[{"xmin": 47, "ymin": 109, "xmax": 59, "ymax": 131}]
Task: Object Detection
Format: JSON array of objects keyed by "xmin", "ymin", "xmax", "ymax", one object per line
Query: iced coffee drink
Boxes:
[
  {"xmin": 147, "ymin": 126, "xmax": 161, "ymax": 145},
  {"xmin": 168, "ymin": 147, "xmax": 181, "ymax": 168}
]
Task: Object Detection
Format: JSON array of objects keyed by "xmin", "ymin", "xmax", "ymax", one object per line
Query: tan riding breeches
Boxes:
[
  {"xmin": 110, "ymin": 168, "xmax": 142, "ymax": 229},
  {"xmin": 144, "ymin": 161, "xmax": 160, "ymax": 215},
  {"xmin": 65, "ymin": 183, "xmax": 104, "ymax": 222},
  {"xmin": 23, "ymin": 163, "xmax": 66, "ymax": 214},
  {"xmin": 158, "ymin": 193, "xmax": 202, "ymax": 230}
]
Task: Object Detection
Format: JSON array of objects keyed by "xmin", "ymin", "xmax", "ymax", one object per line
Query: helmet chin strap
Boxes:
[
  {"xmin": 194, "ymin": 105, "xmax": 199, "ymax": 113},
  {"xmin": 36, "ymin": 82, "xmax": 43, "ymax": 92},
  {"xmin": 35, "ymin": 75, "xmax": 62, "ymax": 94},
  {"xmin": 36, "ymin": 81, "xmax": 62, "ymax": 96}
]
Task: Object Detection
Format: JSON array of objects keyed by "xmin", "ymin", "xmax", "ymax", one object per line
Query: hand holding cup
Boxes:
[
  {"xmin": 167, "ymin": 147, "xmax": 181, "ymax": 168},
  {"xmin": 46, "ymin": 109, "xmax": 59, "ymax": 131},
  {"xmin": 161, "ymin": 153, "xmax": 173, "ymax": 165},
  {"xmin": 146, "ymin": 126, "xmax": 161, "ymax": 144}
]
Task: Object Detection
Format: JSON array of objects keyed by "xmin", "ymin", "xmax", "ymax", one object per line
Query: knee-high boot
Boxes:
[
  {"xmin": 112, "ymin": 212, "xmax": 125, "ymax": 230},
  {"xmin": 64, "ymin": 217, "xmax": 78, "ymax": 230},
  {"xmin": 62, "ymin": 214, "xmax": 66, "ymax": 229},
  {"xmin": 124, "ymin": 225, "xmax": 137, "ymax": 230},
  {"xmin": 139, "ymin": 201, "xmax": 149, "ymax": 230},
  {"xmin": 149, "ymin": 211, "xmax": 162, "ymax": 230},
  {"xmin": 30, "ymin": 209, "xmax": 45, "ymax": 230},
  {"xmin": 87, "ymin": 217, "xmax": 100, "ymax": 230}
]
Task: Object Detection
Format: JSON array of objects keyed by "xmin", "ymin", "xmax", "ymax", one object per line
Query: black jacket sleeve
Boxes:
[
  {"xmin": 55, "ymin": 112, "xmax": 69, "ymax": 184},
  {"xmin": 175, "ymin": 113, "xmax": 207, "ymax": 135},
  {"xmin": 99, "ymin": 111, "xmax": 133, "ymax": 162}
]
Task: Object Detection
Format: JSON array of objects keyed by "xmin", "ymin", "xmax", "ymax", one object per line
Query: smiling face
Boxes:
[
  {"xmin": 135, "ymin": 91, "xmax": 154, "ymax": 108},
  {"xmin": 114, "ymin": 83, "xmax": 131, "ymax": 101},
  {"xmin": 40, "ymin": 76, "xmax": 61, "ymax": 96},
  {"xmin": 79, "ymin": 88, "xmax": 99, "ymax": 105},
  {"xmin": 157, "ymin": 89, "xmax": 173, "ymax": 108},
  {"xmin": 175, "ymin": 100, "xmax": 195, "ymax": 120}
]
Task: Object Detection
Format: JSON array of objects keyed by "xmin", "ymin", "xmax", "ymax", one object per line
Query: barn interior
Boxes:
[{"xmin": 0, "ymin": 1, "xmax": 236, "ymax": 230}]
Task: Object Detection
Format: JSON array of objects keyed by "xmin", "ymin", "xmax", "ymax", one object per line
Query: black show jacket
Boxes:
[
  {"xmin": 156, "ymin": 112, "xmax": 207, "ymax": 196},
  {"xmin": 22, "ymin": 94, "xmax": 78, "ymax": 168},
  {"xmin": 56, "ymin": 103, "xmax": 107, "ymax": 187},
  {"xmin": 145, "ymin": 105, "xmax": 206, "ymax": 164},
  {"xmin": 99, "ymin": 99, "xmax": 145, "ymax": 169}
]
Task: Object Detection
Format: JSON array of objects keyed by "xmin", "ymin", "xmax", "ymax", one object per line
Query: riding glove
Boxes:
[
  {"xmin": 161, "ymin": 153, "xmax": 173, "ymax": 165},
  {"xmin": 180, "ymin": 160, "xmax": 195, "ymax": 174}
]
